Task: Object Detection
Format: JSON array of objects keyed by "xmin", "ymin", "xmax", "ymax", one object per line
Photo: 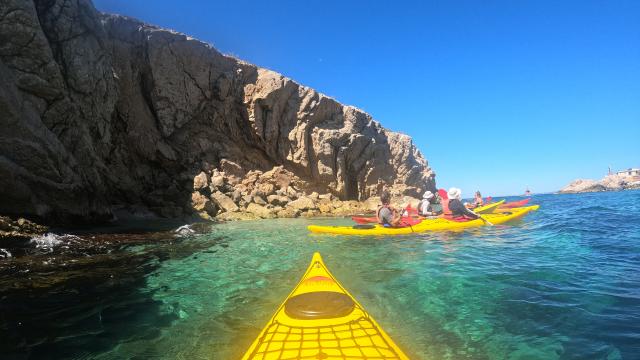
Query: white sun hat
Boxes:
[
  {"xmin": 423, "ymin": 191, "xmax": 434, "ymax": 200},
  {"xmin": 448, "ymin": 187, "xmax": 462, "ymax": 200}
]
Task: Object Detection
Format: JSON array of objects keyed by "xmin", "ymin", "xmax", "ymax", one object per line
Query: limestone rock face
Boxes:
[{"xmin": 0, "ymin": 0, "xmax": 436, "ymax": 223}]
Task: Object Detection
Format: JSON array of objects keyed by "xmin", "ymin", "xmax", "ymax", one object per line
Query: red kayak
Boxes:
[
  {"xmin": 351, "ymin": 216, "xmax": 422, "ymax": 226},
  {"xmin": 499, "ymin": 198, "xmax": 530, "ymax": 209}
]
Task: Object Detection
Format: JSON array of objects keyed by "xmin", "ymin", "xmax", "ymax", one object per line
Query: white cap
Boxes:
[{"xmin": 423, "ymin": 191, "xmax": 434, "ymax": 200}]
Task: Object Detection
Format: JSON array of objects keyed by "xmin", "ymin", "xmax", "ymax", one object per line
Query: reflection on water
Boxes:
[{"xmin": 1, "ymin": 191, "xmax": 640, "ymax": 359}]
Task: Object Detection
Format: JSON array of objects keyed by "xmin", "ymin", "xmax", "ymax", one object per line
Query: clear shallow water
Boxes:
[{"xmin": 2, "ymin": 191, "xmax": 640, "ymax": 359}]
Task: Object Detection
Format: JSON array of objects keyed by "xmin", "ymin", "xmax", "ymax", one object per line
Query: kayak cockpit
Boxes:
[{"xmin": 284, "ymin": 291, "xmax": 355, "ymax": 320}]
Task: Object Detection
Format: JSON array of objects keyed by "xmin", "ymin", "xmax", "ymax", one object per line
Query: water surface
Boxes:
[{"xmin": 2, "ymin": 191, "xmax": 639, "ymax": 359}]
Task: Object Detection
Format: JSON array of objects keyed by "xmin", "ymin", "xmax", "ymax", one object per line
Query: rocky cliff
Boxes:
[{"xmin": 0, "ymin": 0, "xmax": 435, "ymax": 224}]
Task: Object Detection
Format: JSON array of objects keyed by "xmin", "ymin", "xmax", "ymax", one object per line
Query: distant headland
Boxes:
[{"xmin": 559, "ymin": 168, "xmax": 640, "ymax": 193}]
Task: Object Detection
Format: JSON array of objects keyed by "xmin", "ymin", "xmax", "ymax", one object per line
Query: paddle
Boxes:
[{"xmin": 478, "ymin": 214, "xmax": 493, "ymax": 226}]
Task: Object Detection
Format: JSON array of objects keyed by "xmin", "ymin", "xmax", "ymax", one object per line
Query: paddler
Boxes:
[
  {"xmin": 466, "ymin": 190, "xmax": 484, "ymax": 209},
  {"xmin": 418, "ymin": 191, "xmax": 442, "ymax": 217},
  {"xmin": 377, "ymin": 191, "xmax": 402, "ymax": 227},
  {"xmin": 448, "ymin": 187, "xmax": 480, "ymax": 220}
]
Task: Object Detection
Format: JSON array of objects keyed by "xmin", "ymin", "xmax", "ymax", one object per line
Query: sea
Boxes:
[{"xmin": 1, "ymin": 190, "xmax": 639, "ymax": 359}]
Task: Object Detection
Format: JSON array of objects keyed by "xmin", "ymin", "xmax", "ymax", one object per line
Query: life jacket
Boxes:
[
  {"xmin": 376, "ymin": 204, "xmax": 395, "ymax": 225},
  {"xmin": 443, "ymin": 198, "xmax": 477, "ymax": 221}
]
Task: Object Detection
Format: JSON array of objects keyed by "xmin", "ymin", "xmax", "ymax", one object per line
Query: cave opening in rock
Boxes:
[{"xmin": 344, "ymin": 169, "xmax": 359, "ymax": 200}]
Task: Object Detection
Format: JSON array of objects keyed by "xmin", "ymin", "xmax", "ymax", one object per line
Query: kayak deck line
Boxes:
[{"xmin": 241, "ymin": 253, "xmax": 410, "ymax": 359}]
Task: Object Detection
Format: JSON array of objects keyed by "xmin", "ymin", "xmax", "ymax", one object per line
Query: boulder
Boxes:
[
  {"xmin": 286, "ymin": 186, "xmax": 299, "ymax": 199},
  {"xmin": 210, "ymin": 191, "xmax": 239, "ymax": 212},
  {"xmin": 267, "ymin": 195, "xmax": 289, "ymax": 206},
  {"xmin": 362, "ymin": 196, "xmax": 381, "ymax": 212},
  {"xmin": 318, "ymin": 203, "xmax": 333, "ymax": 214},
  {"xmin": 191, "ymin": 192, "xmax": 217, "ymax": 216},
  {"xmin": 220, "ymin": 159, "xmax": 246, "ymax": 180},
  {"xmin": 287, "ymin": 196, "xmax": 316, "ymax": 211},
  {"xmin": 193, "ymin": 171, "xmax": 209, "ymax": 191},
  {"xmin": 241, "ymin": 195, "xmax": 253, "ymax": 206},
  {"xmin": 277, "ymin": 208, "xmax": 300, "ymax": 218},
  {"xmin": 246, "ymin": 203, "xmax": 275, "ymax": 218},
  {"xmin": 262, "ymin": 183, "xmax": 277, "ymax": 196},
  {"xmin": 231, "ymin": 189, "xmax": 242, "ymax": 202},
  {"xmin": 210, "ymin": 172, "xmax": 225, "ymax": 190},
  {"xmin": 217, "ymin": 211, "xmax": 258, "ymax": 221},
  {"xmin": 302, "ymin": 210, "xmax": 319, "ymax": 217},
  {"xmin": 253, "ymin": 195, "xmax": 267, "ymax": 205}
]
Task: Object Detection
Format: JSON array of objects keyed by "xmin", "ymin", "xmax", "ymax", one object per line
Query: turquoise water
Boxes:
[{"xmin": 2, "ymin": 191, "xmax": 640, "ymax": 359}]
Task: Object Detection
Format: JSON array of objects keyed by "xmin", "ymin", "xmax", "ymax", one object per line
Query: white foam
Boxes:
[
  {"xmin": 0, "ymin": 248, "xmax": 11, "ymax": 258},
  {"xmin": 30, "ymin": 233, "xmax": 81, "ymax": 251},
  {"xmin": 175, "ymin": 224, "xmax": 195, "ymax": 237}
]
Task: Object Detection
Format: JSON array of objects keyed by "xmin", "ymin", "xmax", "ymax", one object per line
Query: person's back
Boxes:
[
  {"xmin": 377, "ymin": 191, "xmax": 401, "ymax": 226},
  {"xmin": 418, "ymin": 191, "xmax": 435, "ymax": 216},
  {"xmin": 419, "ymin": 191, "xmax": 443, "ymax": 217},
  {"xmin": 447, "ymin": 188, "xmax": 479, "ymax": 219}
]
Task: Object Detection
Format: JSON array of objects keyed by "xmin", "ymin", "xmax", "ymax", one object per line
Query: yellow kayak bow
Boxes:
[{"xmin": 241, "ymin": 253, "xmax": 410, "ymax": 359}]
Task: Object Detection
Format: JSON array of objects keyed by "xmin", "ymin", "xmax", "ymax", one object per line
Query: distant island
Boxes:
[{"xmin": 560, "ymin": 168, "xmax": 640, "ymax": 193}]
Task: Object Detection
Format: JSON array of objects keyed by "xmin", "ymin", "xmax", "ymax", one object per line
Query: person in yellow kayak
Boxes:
[
  {"xmin": 447, "ymin": 187, "xmax": 480, "ymax": 220},
  {"xmin": 377, "ymin": 191, "xmax": 402, "ymax": 227},
  {"xmin": 418, "ymin": 191, "xmax": 442, "ymax": 217},
  {"xmin": 466, "ymin": 190, "xmax": 484, "ymax": 209}
]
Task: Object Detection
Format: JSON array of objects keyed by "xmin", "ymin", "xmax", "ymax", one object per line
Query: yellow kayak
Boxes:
[
  {"xmin": 308, "ymin": 205, "xmax": 540, "ymax": 235},
  {"xmin": 471, "ymin": 199, "xmax": 505, "ymax": 214},
  {"xmin": 241, "ymin": 253, "xmax": 410, "ymax": 360}
]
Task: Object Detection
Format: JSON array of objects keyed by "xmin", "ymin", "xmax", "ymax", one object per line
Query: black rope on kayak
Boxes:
[{"xmin": 249, "ymin": 316, "xmax": 402, "ymax": 359}]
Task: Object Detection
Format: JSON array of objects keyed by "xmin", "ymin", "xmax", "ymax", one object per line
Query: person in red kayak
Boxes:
[
  {"xmin": 447, "ymin": 187, "xmax": 480, "ymax": 220},
  {"xmin": 377, "ymin": 191, "xmax": 402, "ymax": 227},
  {"xmin": 418, "ymin": 191, "xmax": 442, "ymax": 217}
]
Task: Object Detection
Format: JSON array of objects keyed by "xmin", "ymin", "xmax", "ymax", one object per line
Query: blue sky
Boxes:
[{"xmin": 95, "ymin": 0, "xmax": 640, "ymax": 196}]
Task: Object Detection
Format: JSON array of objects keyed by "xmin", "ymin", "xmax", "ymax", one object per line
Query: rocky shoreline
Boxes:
[
  {"xmin": 190, "ymin": 162, "xmax": 420, "ymax": 221},
  {"xmin": 559, "ymin": 174, "xmax": 640, "ymax": 194}
]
